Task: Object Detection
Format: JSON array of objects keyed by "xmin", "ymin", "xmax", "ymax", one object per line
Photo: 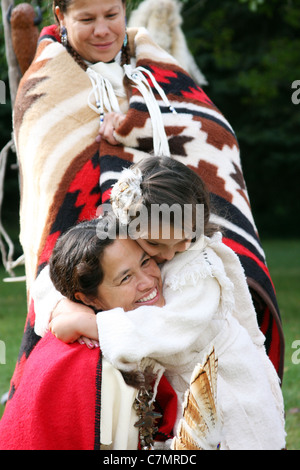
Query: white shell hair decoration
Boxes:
[{"xmin": 110, "ymin": 167, "xmax": 144, "ymax": 225}]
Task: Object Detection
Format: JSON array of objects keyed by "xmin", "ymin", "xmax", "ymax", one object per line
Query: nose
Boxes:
[
  {"xmin": 159, "ymin": 245, "xmax": 176, "ymax": 261},
  {"xmin": 177, "ymin": 240, "xmax": 190, "ymax": 253},
  {"xmin": 93, "ymin": 19, "xmax": 109, "ymax": 37},
  {"xmin": 137, "ymin": 271, "xmax": 154, "ymax": 292}
]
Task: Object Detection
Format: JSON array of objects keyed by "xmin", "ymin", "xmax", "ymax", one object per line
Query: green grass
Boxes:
[
  {"xmin": 263, "ymin": 239, "xmax": 300, "ymax": 451},
  {"xmin": 0, "ymin": 266, "xmax": 27, "ymax": 417},
  {"xmin": 0, "ymin": 240, "xmax": 299, "ymax": 449},
  {"xmin": 0, "ymin": 266, "xmax": 27, "ymax": 409}
]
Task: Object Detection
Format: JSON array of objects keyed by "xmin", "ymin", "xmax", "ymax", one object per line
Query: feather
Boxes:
[
  {"xmin": 172, "ymin": 347, "xmax": 222, "ymax": 450},
  {"xmin": 172, "ymin": 419, "xmax": 202, "ymax": 450}
]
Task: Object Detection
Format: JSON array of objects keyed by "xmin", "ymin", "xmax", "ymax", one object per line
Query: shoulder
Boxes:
[{"xmin": 38, "ymin": 24, "xmax": 61, "ymax": 43}]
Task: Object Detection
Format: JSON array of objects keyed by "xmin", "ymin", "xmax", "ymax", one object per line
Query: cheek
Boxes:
[
  {"xmin": 114, "ymin": 19, "xmax": 125, "ymax": 36},
  {"xmin": 67, "ymin": 28, "xmax": 83, "ymax": 50},
  {"xmin": 74, "ymin": 27, "xmax": 90, "ymax": 44},
  {"xmin": 147, "ymin": 247, "xmax": 160, "ymax": 258},
  {"xmin": 147, "ymin": 262, "xmax": 162, "ymax": 280}
]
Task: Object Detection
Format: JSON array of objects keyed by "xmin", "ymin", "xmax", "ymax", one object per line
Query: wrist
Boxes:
[{"xmin": 76, "ymin": 311, "xmax": 98, "ymax": 341}]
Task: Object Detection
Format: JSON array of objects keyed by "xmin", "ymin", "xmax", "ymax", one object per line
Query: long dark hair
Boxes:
[
  {"xmin": 49, "ymin": 216, "xmax": 118, "ymax": 304},
  {"xmin": 130, "ymin": 156, "xmax": 218, "ymax": 239}
]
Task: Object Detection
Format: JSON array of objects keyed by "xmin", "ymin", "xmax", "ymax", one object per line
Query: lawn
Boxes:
[
  {"xmin": 0, "ymin": 239, "xmax": 299, "ymax": 449},
  {"xmin": 263, "ymin": 239, "xmax": 300, "ymax": 450}
]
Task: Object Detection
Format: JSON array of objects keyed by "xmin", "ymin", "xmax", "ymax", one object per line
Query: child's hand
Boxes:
[
  {"xmin": 49, "ymin": 310, "xmax": 99, "ymax": 346},
  {"xmin": 95, "ymin": 112, "xmax": 126, "ymax": 145}
]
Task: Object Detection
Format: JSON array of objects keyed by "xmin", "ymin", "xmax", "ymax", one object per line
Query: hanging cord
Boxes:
[
  {"xmin": 0, "ymin": 137, "xmax": 25, "ymax": 282},
  {"xmin": 87, "ymin": 67, "xmax": 121, "ymax": 126},
  {"xmin": 124, "ymin": 64, "xmax": 177, "ymax": 157},
  {"xmin": 86, "ymin": 62, "xmax": 177, "ymax": 157}
]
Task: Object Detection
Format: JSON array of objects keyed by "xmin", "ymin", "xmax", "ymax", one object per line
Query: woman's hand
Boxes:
[{"xmin": 96, "ymin": 112, "xmax": 126, "ymax": 145}]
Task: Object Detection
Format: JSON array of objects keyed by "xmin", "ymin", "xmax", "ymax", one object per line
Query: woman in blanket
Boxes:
[
  {"xmin": 12, "ymin": 0, "xmax": 284, "ymax": 388},
  {"xmin": 48, "ymin": 157, "xmax": 286, "ymax": 450},
  {"xmin": 8, "ymin": 0, "xmax": 283, "ymax": 448}
]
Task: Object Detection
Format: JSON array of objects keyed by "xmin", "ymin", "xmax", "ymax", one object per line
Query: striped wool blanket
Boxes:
[{"xmin": 9, "ymin": 25, "xmax": 283, "ymax": 408}]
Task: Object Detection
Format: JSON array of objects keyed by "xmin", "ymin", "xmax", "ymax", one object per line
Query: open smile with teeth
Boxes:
[{"xmin": 136, "ymin": 288, "xmax": 158, "ymax": 303}]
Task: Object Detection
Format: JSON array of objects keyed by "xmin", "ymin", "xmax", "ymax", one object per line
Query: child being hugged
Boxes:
[{"xmin": 49, "ymin": 157, "xmax": 286, "ymax": 450}]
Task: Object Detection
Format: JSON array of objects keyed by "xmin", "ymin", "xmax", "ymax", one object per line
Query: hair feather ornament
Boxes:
[{"xmin": 110, "ymin": 167, "xmax": 144, "ymax": 225}]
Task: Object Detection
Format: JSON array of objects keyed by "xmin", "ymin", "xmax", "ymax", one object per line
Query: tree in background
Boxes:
[{"xmin": 181, "ymin": 0, "xmax": 300, "ymax": 236}]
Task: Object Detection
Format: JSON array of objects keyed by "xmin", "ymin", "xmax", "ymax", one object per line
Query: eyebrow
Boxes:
[
  {"xmin": 76, "ymin": 5, "xmax": 120, "ymax": 17},
  {"xmin": 113, "ymin": 251, "xmax": 148, "ymax": 283}
]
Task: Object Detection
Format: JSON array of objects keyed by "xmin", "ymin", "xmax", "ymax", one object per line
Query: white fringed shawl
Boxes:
[{"xmin": 96, "ymin": 234, "xmax": 286, "ymax": 450}]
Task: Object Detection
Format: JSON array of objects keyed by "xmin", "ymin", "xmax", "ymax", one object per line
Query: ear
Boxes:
[
  {"xmin": 74, "ymin": 292, "xmax": 105, "ymax": 311},
  {"xmin": 74, "ymin": 292, "xmax": 93, "ymax": 306},
  {"xmin": 55, "ymin": 6, "xmax": 64, "ymax": 23}
]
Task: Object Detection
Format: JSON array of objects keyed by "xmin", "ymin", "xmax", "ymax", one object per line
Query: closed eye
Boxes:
[
  {"xmin": 120, "ymin": 274, "xmax": 131, "ymax": 284},
  {"xmin": 141, "ymin": 257, "xmax": 151, "ymax": 267},
  {"xmin": 145, "ymin": 240, "xmax": 159, "ymax": 247},
  {"xmin": 80, "ymin": 18, "xmax": 94, "ymax": 23}
]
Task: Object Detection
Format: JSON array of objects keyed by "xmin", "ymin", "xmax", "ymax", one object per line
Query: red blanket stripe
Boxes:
[{"xmin": 222, "ymin": 237, "xmax": 275, "ymax": 291}]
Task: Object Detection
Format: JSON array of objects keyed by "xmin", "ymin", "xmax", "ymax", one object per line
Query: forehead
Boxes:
[
  {"xmin": 141, "ymin": 223, "xmax": 186, "ymax": 244},
  {"xmin": 67, "ymin": 0, "xmax": 123, "ymax": 12},
  {"xmin": 101, "ymin": 237, "xmax": 144, "ymax": 276}
]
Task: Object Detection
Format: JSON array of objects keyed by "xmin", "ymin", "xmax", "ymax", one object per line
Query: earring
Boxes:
[
  {"xmin": 123, "ymin": 31, "xmax": 128, "ymax": 48},
  {"xmin": 60, "ymin": 25, "xmax": 68, "ymax": 47}
]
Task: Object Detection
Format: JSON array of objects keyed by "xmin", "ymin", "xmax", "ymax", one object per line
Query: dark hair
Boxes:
[
  {"xmin": 52, "ymin": 0, "xmax": 130, "ymax": 69},
  {"xmin": 49, "ymin": 216, "xmax": 119, "ymax": 305},
  {"xmin": 131, "ymin": 156, "xmax": 218, "ymax": 239}
]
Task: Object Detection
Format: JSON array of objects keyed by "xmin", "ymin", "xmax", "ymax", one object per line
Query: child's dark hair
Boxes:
[
  {"xmin": 131, "ymin": 156, "xmax": 218, "ymax": 238},
  {"xmin": 49, "ymin": 216, "xmax": 118, "ymax": 305}
]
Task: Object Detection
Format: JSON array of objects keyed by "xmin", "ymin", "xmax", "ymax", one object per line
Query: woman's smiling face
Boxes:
[
  {"xmin": 93, "ymin": 238, "xmax": 165, "ymax": 312},
  {"xmin": 56, "ymin": 0, "xmax": 126, "ymax": 63}
]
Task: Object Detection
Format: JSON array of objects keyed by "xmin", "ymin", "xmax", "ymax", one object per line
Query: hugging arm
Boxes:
[
  {"xmin": 49, "ymin": 310, "xmax": 98, "ymax": 346},
  {"xmin": 32, "ymin": 265, "xmax": 98, "ymax": 347},
  {"xmin": 96, "ymin": 275, "xmax": 220, "ymax": 371}
]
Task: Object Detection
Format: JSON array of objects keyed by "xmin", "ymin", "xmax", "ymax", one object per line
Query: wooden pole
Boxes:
[{"xmin": 0, "ymin": 1, "xmax": 25, "ymax": 278}]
